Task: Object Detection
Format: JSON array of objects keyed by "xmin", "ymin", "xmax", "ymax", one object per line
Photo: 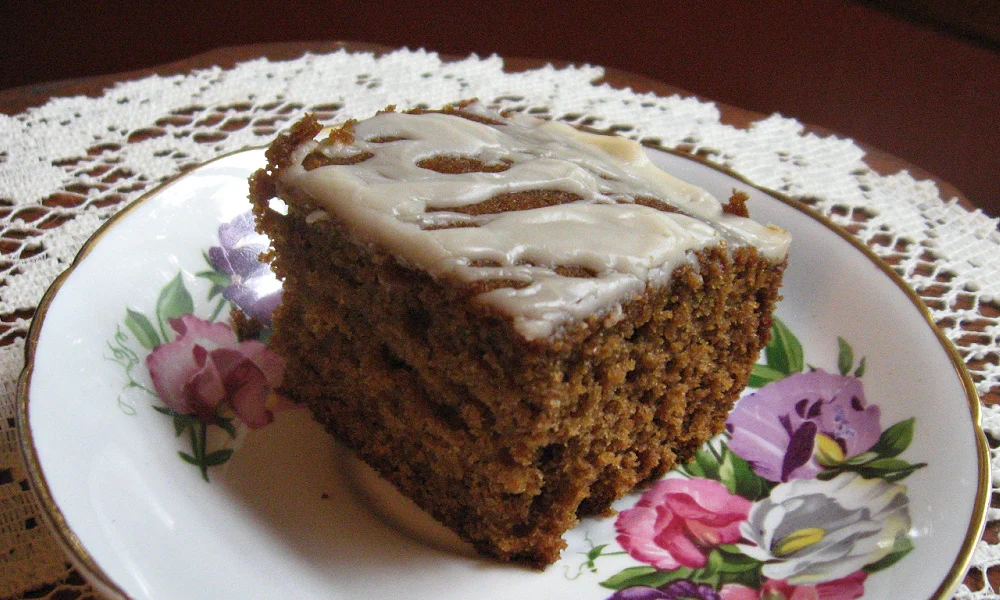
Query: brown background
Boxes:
[{"xmin": 2, "ymin": 0, "xmax": 998, "ymax": 217}]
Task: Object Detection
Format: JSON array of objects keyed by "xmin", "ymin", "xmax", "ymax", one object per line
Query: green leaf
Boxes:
[
  {"xmin": 692, "ymin": 444, "xmax": 723, "ymax": 481},
  {"xmin": 586, "ymin": 544, "xmax": 609, "ymax": 560},
  {"xmin": 719, "ymin": 566, "xmax": 763, "ymax": 589},
  {"xmin": 880, "ymin": 462, "xmax": 927, "ymax": 483},
  {"xmin": 855, "ymin": 458, "xmax": 913, "ymax": 479},
  {"xmin": 765, "ymin": 318, "xmax": 803, "ymax": 375},
  {"xmin": 173, "ymin": 414, "xmax": 197, "ymax": 437},
  {"xmin": 717, "ymin": 450, "xmax": 739, "ymax": 493},
  {"xmin": 865, "ymin": 457, "xmax": 912, "ymax": 471},
  {"xmin": 749, "ymin": 363, "xmax": 786, "ymax": 388},
  {"xmin": 196, "ymin": 269, "xmax": 231, "ymax": 287},
  {"xmin": 870, "ymin": 418, "xmax": 916, "ymax": 458},
  {"xmin": 864, "ymin": 536, "xmax": 914, "ymax": 573},
  {"xmin": 153, "ymin": 405, "xmax": 201, "ymax": 439},
  {"xmin": 217, "ymin": 418, "xmax": 238, "ymax": 439},
  {"xmin": 706, "ymin": 548, "xmax": 760, "ymax": 573},
  {"xmin": 843, "ymin": 450, "xmax": 879, "ymax": 465},
  {"xmin": 156, "ymin": 273, "xmax": 194, "ymax": 340},
  {"xmin": 700, "ymin": 555, "xmax": 722, "ymax": 587},
  {"xmin": 837, "ymin": 337, "xmax": 853, "ymax": 376},
  {"xmin": 124, "ymin": 308, "xmax": 161, "ymax": 350},
  {"xmin": 206, "ymin": 283, "xmax": 223, "ymax": 301},
  {"xmin": 679, "ymin": 460, "xmax": 705, "ymax": 479},
  {"xmin": 854, "ymin": 356, "xmax": 867, "ymax": 377},
  {"xmin": 842, "ymin": 457, "xmax": 926, "ymax": 482},
  {"xmin": 815, "ymin": 469, "xmax": 839, "ymax": 481},
  {"xmin": 599, "ymin": 566, "xmax": 657, "ymax": 589},
  {"xmin": 207, "ymin": 295, "xmax": 229, "ymax": 322},
  {"xmin": 600, "ymin": 566, "xmax": 691, "ymax": 590},
  {"xmin": 155, "ymin": 406, "xmax": 196, "ymax": 435},
  {"xmin": 202, "ymin": 448, "xmax": 234, "ymax": 467},
  {"xmin": 197, "ymin": 269, "xmax": 232, "ymax": 302},
  {"xmin": 178, "ymin": 451, "xmax": 200, "ymax": 466},
  {"xmin": 719, "ymin": 448, "xmax": 772, "ymax": 500}
]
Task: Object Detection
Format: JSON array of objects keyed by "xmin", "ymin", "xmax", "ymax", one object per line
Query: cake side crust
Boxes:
[
  {"xmin": 248, "ymin": 105, "xmax": 787, "ymax": 567},
  {"xmin": 252, "ymin": 189, "xmax": 783, "ymax": 566}
]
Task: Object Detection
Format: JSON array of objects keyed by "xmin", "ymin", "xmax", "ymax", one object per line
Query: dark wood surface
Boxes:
[{"xmin": 2, "ymin": 0, "xmax": 998, "ymax": 217}]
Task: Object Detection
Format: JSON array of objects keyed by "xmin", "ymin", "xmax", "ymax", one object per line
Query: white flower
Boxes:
[{"xmin": 737, "ymin": 472, "xmax": 911, "ymax": 584}]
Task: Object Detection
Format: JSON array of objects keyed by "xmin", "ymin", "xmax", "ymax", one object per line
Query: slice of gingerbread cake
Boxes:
[{"xmin": 248, "ymin": 101, "xmax": 790, "ymax": 567}]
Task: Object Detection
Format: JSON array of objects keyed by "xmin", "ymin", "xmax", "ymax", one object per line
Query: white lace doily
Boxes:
[{"xmin": 1, "ymin": 48, "xmax": 998, "ymax": 599}]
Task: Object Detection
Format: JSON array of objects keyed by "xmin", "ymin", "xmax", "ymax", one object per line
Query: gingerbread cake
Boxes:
[{"xmin": 248, "ymin": 101, "xmax": 789, "ymax": 567}]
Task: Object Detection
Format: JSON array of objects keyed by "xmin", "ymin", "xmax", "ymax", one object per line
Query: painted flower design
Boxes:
[
  {"xmin": 726, "ymin": 370, "xmax": 881, "ymax": 482},
  {"xmin": 719, "ymin": 570, "xmax": 866, "ymax": 600},
  {"xmin": 584, "ymin": 322, "xmax": 924, "ymax": 600},
  {"xmin": 206, "ymin": 211, "xmax": 282, "ymax": 325},
  {"xmin": 616, "ymin": 477, "xmax": 752, "ymax": 570},
  {"xmin": 609, "ymin": 579, "xmax": 721, "ymax": 600},
  {"xmin": 106, "ymin": 214, "xmax": 293, "ymax": 481},
  {"xmin": 737, "ymin": 472, "xmax": 911, "ymax": 584},
  {"xmin": 146, "ymin": 315, "xmax": 287, "ymax": 429}
]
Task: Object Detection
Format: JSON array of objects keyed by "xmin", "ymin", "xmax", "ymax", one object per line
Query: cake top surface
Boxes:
[{"xmin": 278, "ymin": 102, "xmax": 790, "ymax": 340}]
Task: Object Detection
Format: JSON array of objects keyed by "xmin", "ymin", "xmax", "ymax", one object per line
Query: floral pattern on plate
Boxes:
[
  {"xmin": 105, "ymin": 211, "xmax": 289, "ymax": 481},
  {"xmin": 585, "ymin": 320, "xmax": 925, "ymax": 600},
  {"xmin": 24, "ymin": 147, "xmax": 980, "ymax": 599},
  {"xmin": 105, "ymin": 210, "xmax": 927, "ymax": 595}
]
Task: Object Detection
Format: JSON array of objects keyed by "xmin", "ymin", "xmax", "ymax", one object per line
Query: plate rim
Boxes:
[{"xmin": 16, "ymin": 144, "xmax": 990, "ymax": 600}]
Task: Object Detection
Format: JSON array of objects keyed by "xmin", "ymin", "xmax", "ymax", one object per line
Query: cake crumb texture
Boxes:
[{"xmin": 250, "ymin": 103, "xmax": 786, "ymax": 567}]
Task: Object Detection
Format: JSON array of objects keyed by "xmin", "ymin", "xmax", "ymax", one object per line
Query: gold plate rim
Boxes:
[{"xmin": 15, "ymin": 143, "xmax": 989, "ymax": 600}]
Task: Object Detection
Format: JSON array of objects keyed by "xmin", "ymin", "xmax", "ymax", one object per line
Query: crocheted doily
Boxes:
[{"xmin": 1, "ymin": 48, "xmax": 998, "ymax": 599}]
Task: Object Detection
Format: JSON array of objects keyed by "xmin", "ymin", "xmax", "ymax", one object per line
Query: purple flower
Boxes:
[
  {"xmin": 726, "ymin": 370, "xmax": 881, "ymax": 482},
  {"xmin": 207, "ymin": 211, "xmax": 282, "ymax": 325},
  {"xmin": 607, "ymin": 580, "xmax": 721, "ymax": 600}
]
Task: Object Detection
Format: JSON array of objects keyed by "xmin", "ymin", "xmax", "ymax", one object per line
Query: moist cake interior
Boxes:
[{"xmin": 249, "ymin": 101, "xmax": 789, "ymax": 566}]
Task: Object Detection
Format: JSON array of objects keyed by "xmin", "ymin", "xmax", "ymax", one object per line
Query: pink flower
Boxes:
[
  {"xmin": 615, "ymin": 477, "xmax": 752, "ymax": 570},
  {"xmin": 719, "ymin": 571, "xmax": 866, "ymax": 600},
  {"xmin": 146, "ymin": 315, "xmax": 287, "ymax": 429}
]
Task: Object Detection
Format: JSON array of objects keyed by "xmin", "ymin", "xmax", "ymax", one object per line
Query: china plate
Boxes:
[{"xmin": 18, "ymin": 147, "xmax": 988, "ymax": 600}]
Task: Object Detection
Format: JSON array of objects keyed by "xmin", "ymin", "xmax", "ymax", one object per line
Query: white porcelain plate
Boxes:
[{"xmin": 19, "ymin": 147, "xmax": 988, "ymax": 600}]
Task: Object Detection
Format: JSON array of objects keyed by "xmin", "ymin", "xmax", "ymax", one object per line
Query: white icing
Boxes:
[{"xmin": 279, "ymin": 102, "xmax": 790, "ymax": 340}]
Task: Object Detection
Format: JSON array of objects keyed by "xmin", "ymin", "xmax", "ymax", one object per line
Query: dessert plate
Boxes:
[{"xmin": 18, "ymin": 147, "xmax": 988, "ymax": 600}]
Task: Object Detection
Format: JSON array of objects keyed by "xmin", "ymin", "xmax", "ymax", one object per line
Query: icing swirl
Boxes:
[{"xmin": 279, "ymin": 102, "xmax": 790, "ymax": 340}]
